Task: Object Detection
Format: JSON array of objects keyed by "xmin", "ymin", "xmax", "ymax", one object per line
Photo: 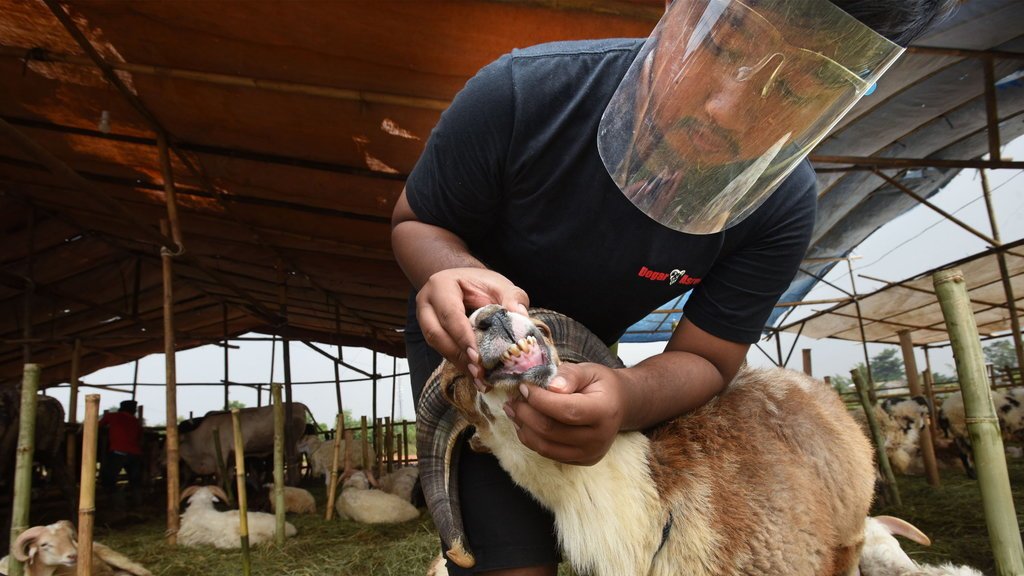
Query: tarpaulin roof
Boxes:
[
  {"xmin": 776, "ymin": 238, "xmax": 1024, "ymax": 346},
  {"xmin": 0, "ymin": 1, "xmax": 1022, "ymax": 388}
]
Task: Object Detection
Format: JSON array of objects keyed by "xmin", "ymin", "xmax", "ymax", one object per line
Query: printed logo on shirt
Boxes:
[{"xmin": 638, "ymin": 266, "xmax": 703, "ymax": 286}]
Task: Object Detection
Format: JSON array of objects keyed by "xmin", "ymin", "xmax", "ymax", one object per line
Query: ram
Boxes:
[{"xmin": 419, "ymin": 306, "xmax": 875, "ymax": 576}]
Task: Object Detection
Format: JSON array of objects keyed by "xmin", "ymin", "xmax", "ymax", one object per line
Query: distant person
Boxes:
[{"xmin": 99, "ymin": 399, "xmax": 143, "ymax": 508}]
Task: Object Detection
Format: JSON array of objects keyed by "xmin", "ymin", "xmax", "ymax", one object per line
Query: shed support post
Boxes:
[
  {"xmin": 7, "ymin": 364, "xmax": 41, "ymax": 576},
  {"xmin": 161, "ymin": 220, "xmax": 180, "ymax": 545},
  {"xmin": 934, "ymin": 268, "xmax": 1024, "ymax": 575},
  {"xmin": 852, "ymin": 367, "xmax": 900, "ymax": 507},
  {"xmin": 897, "ymin": 330, "xmax": 940, "ymax": 487}
]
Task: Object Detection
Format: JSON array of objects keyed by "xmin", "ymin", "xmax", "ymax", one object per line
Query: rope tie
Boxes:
[{"xmin": 964, "ymin": 416, "xmax": 999, "ymax": 425}]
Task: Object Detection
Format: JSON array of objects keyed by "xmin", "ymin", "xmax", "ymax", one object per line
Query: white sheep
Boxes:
[
  {"xmin": 860, "ymin": 516, "xmax": 983, "ymax": 575},
  {"xmin": 420, "ymin": 306, "xmax": 876, "ymax": 575},
  {"xmin": 335, "ymin": 470, "xmax": 419, "ymax": 524},
  {"xmin": 178, "ymin": 485, "xmax": 297, "ymax": 548},
  {"xmin": 0, "ymin": 520, "xmax": 152, "ymax": 576},
  {"xmin": 297, "ymin": 434, "xmax": 377, "ymax": 484},
  {"xmin": 377, "ymin": 465, "xmax": 419, "ymax": 504},
  {"xmin": 265, "ymin": 484, "xmax": 317, "ymax": 514}
]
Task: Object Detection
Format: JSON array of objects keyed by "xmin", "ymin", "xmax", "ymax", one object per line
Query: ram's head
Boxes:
[{"xmin": 416, "ymin": 305, "xmax": 622, "ymax": 568}]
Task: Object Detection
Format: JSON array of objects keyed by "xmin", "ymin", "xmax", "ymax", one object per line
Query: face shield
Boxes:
[{"xmin": 597, "ymin": 0, "xmax": 904, "ymax": 234}]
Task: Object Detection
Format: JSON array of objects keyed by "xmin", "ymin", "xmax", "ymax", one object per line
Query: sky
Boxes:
[{"xmin": 43, "ymin": 136, "xmax": 1024, "ymax": 428}]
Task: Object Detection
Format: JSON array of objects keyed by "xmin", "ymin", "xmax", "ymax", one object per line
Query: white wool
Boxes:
[
  {"xmin": 378, "ymin": 465, "xmax": 419, "ymax": 503},
  {"xmin": 178, "ymin": 486, "xmax": 297, "ymax": 549},
  {"xmin": 334, "ymin": 470, "xmax": 419, "ymax": 524}
]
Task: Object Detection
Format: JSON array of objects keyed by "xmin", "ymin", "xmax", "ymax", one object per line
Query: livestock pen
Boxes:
[{"xmin": 66, "ymin": 460, "xmax": 1023, "ymax": 576}]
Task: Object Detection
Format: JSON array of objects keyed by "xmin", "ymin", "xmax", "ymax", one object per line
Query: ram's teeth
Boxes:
[
  {"xmin": 509, "ymin": 344, "xmax": 522, "ymax": 357},
  {"xmin": 501, "ymin": 350, "xmax": 511, "ymax": 362},
  {"xmin": 518, "ymin": 338, "xmax": 530, "ymax": 353}
]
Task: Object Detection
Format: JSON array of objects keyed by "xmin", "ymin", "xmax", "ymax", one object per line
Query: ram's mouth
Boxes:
[
  {"xmin": 471, "ymin": 305, "xmax": 556, "ymax": 388},
  {"xmin": 485, "ymin": 335, "xmax": 549, "ymax": 380}
]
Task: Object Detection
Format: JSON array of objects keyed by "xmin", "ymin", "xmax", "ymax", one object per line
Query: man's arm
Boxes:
[
  {"xmin": 391, "ymin": 189, "xmax": 530, "ymax": 378},
  {"xmin": 507, "ymin": 318, "xmax": 748, "ymax": 465}
]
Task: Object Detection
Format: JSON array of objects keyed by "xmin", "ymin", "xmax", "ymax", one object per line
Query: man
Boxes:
[
  {"xmin": 392, "ymin": 1, "xmax": 953, "ymax": 573},
  {"xmin": 99, "ymin": 399, "xmax": 144, "ymax": 508}
]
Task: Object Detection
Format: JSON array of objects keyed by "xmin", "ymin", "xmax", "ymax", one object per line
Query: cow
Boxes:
[{"xmin": 174, "ymin": 403, "xmax": 309, "ymax": 486}]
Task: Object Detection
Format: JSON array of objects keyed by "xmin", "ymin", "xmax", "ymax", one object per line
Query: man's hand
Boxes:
[
  {"xmin": 416, "ymin": 267, "xmax": 529, "ymax": 383},
  {"xmin": 503, "ymin": 362, "xmax": 627, "ymax": 466}
]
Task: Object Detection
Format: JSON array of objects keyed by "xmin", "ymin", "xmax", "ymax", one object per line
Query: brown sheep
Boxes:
[{"xmin": 418, "ymin": 306, "xmax": 876, "ymax": 576}]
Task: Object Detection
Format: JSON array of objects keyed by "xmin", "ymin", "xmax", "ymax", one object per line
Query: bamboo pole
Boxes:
[
  {"xmin": 897, "ymin": 330, "xmax": 940, "ymax": 487},
  {"xmin": 161, "ymin": 220, "xmax": 181, "ymax": 545},
  {"xmin": 979, "ymin": 169, "xmax": 1024, "ymax": 372},
  {"xmin": 231, "ymin": 410, "xmax": 252, "ymax": 575},
  {"xmin": 852, "ymin": 368, "xmax": 901, "ymax": 507},
  {"xmin": 934, "ymin": 268, "xmax": 1024, "ymax": 575},
  {"xmin": 385, "ymin": 417, "xmax": 394, "ymax": 473},
  {"xmin": 77, "ymin": 394, "xmax": 100, "ymax": 576},
  {"xmin": 325, "ymin": 414, "xmax": 344, "ymax": 520},
  {"xmin": 223, "ymin": 304, "xmax": 230, "ymax": 411},
  {"xmin": 67, "ymin": 339, "xmax": 82, "ymax": 475},
  {"xmin": 272, "ymin": 383, "xmax": 286, "ymax": 544},
  {"xmin": 360, "ymin": 416, "xmax": 371, "ymax": 476},
  {"xmin": 8, "ymin": 364, "xmax": 40, "ymax": 576}
]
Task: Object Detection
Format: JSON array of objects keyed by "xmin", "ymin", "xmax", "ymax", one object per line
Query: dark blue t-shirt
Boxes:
[{"xmin": 405, "ymin": 39, "xmax": 815, "ymax": 352}]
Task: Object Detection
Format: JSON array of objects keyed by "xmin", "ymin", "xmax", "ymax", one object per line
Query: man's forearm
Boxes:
[
  {"xmin": 391, "ymin": 218, "xmax": 485, "ymax": 290},
  {"xmin": 616, "ymin": 350, "xmax": 728, "ymax": 431}
]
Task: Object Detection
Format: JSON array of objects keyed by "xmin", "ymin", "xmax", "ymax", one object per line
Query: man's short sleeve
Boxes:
[
  {"xmin": 404, "ymin": 54, "xmax": 516, "ymax": 244},
  {"xmin": 683, "ymin": 162, "xmax": 818, "ymax": 343}
]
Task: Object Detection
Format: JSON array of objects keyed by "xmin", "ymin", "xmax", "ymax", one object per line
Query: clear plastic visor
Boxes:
[{"xmin": 598, "ymin": 0, "xmax": 904, "ymax": 234}]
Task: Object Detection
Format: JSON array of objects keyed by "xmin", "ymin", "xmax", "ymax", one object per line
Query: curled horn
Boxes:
[
  {"xmin": 13, "ymin": 525, "xmax": 50, "ymax": 562},
  {"xmin": 180, "ymin": 484, "xmax": 230, "ymax": 504},
  {"xmin": 528, "ymin": 308, "xmax": 624, "ymax": 369},
  {"xmin": 416, "ymin": 366, "xmax": 475, "ymax": 568},
  {"xmin": 875, "ymin": 515, "xmax": 932, "ymax": 546},
  {"xmin": 179, "ymin": 485, "xmax": 202, "ymax": 502}
]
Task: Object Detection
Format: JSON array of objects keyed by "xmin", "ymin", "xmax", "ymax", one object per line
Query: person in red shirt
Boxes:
[{"xmin": 98, "ymin": 399, "xmax": 143, "ymax": 504}]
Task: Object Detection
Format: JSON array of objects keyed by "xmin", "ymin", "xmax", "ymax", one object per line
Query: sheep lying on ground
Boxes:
[
  {"xmin": 419, "ymin": 306, "xmax": 876, "ymax": 575},
  {"xmin": 377, "ymin": 465, "xmax": 419, "ymax": 504},
  {"xmin": 860, "ymin": 516, "xmax": 983, "ymax": 575},
  {"xmin": 265, "ymin": 484, "xmax": 317, "ymax": 514},
  {"xmin": 335, "ymin": 470, "xmax": 419, "ymax": 524},
  {"xmin": 0, "ymin": 520, "xmax": 151, "ymax": 576},
  {"xmin": 178, "ymin": 485, "xmax": 297, "ymax": 548},
  {"xmin": 297, "ymin": 434, "xmax": 376, "ymax": 484},
  {"xmin": 940, "ymin": 389, "xmax": 1024, "ymax": 477}
]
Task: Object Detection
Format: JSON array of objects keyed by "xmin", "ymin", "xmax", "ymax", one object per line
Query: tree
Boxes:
[
  {"xmin": 227, "ymin": 400, "xmax": 246, "ymax": 410},
  {"xmin": 870, "ymin": 348, "xmax": 905, "ymax": 382},
  {"xmin": 983, "ymin": 340, "xmax": 1018, "ymax": 369},
  {"xmin": 828, "ymin": 374, "xmax": 853, "ymax": 395}
]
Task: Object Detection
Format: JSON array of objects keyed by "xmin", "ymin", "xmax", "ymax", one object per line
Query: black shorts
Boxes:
[{"xmin": 406, "ymin": 315, "xmax": 561, "ymax": 573}]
